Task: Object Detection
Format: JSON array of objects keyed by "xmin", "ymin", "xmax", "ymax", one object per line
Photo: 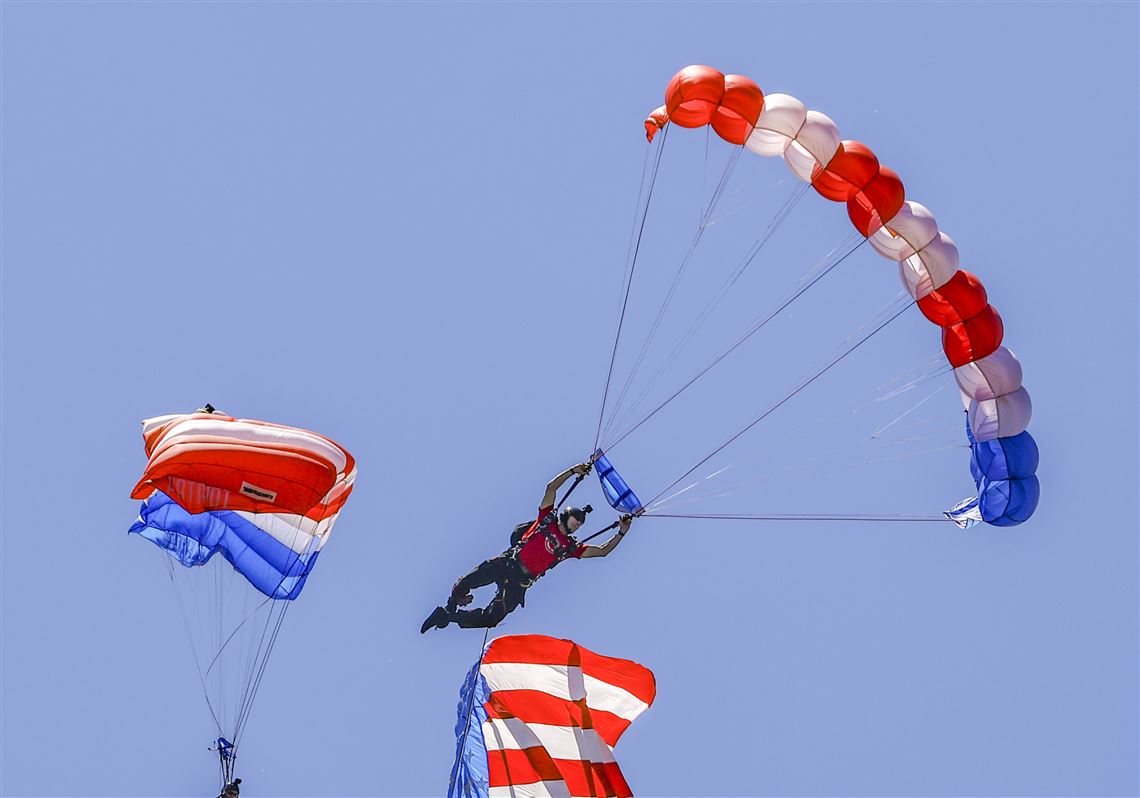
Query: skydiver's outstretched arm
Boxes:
[
  {"xmin": 580, "ymin": 516, "xmax": 632, "ymax": 559},
  {"xmin": 541, "ymin": 463, "xmax": 591, "ymax": 508}
]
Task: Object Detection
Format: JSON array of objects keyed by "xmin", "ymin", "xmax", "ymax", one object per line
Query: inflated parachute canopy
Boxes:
[
  {"xmin": 645, "ymin": 66, "xmax": 1039, "ymax": 526},
  {"xmin": 129, "ymin": 411, "xmax": 356, "ymax": 599},
  {"xmin": 450, "ymin": 634, "xmax": 656, "ymax": 798},
  {"xmin": 132, "ymin": 411, "xmax": 354, "ymax": 516}
]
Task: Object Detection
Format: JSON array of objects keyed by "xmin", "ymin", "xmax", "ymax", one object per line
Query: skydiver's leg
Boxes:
[
  {"xmin": 451, "ymin": 580, "xmax": 526, "ymax": 629},
  {"xmin": 448, "ymin": 554, "xmax": 510, "ymax": 610}
]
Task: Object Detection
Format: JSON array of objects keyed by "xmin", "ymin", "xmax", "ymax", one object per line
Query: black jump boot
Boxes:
[{"xmin": 420, "ymin": 606, "xmax": 450, "ymax": 634}]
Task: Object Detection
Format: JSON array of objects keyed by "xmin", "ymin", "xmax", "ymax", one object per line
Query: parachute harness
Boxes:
[{"xmin": 506, "ymin": 468, "xmax": 593, "ymax": 581}]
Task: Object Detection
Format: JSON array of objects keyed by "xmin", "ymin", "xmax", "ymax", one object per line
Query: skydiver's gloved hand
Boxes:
[
  {"xmin": 618, "ymin": 515, "xmax": 633, "ymax": 536},
  {"xmin": 571, "ymin": 463, "xmax": 592, "ymax": 477}
]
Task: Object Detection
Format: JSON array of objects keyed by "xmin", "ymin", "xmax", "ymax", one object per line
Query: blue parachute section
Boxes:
[
  {"xmin": 449, "ymin": 649, "xmax": 491, "ymax": 798},
  {"xmin": 128, "ymin": 491, "xmax": 317, "ymax": 600},
  {"xmin": 972, "ymin": 430, "xmax": 1041, "ymax": 526},
  {"xmin": 593, "ymin": 450, "xmax": 643, "ymax": 514},
  {"xmin": 978, "ymin": 474, "xmax": 1041, "ymax": 527},
  {"xmin": 971, "ymin": 431, "xmax": 1040, "ymax": 482},
  {"xmin": 958, "ymin": 417, "xmax": 1041, "ymax": 527}
]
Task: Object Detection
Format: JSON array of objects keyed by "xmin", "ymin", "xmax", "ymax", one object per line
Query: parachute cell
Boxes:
[
  {"xmin": 847, "ymin": 165, "xmax": 905, "ymax": 236},
  {"xmin": 917, "ymin": 270, "xmax": 988, "ymax": 327},
  {"xmin": 967, "ymin": 386, "xmax": 1032, "ymax": 442},
  {"xmin": 971, "ymin": 430, "xmax": 1040, "ymax": 482},
  {"xmin": 811, "ymin": 140, "xmax": 880, "ymax": 201},
  {"xmin": 869, "ymin": 201, "xmax": 940, "ymax": 260},
  {"xmin": 898, "ymin": 232, "xmax": 959, "ymax": 299},
  {"xmin": 979, "ymin": 475, "xmax": 1040, "ymax": 526},
  {"xmin": 954, "ymin": 347, "xmax": 1024, "ymax": 402},
  {"xmin": 941, "ymin": 304, "xmax": 1004, "ymax": 367},
  {"xmin": 784, "ymin": 110, "xmax": 841, "ymax": 181},
  {"xmin": 745, "ymin": 93, "xmax": 806, "ymax": 156}
]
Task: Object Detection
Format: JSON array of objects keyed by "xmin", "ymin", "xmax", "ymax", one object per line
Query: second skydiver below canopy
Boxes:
[{"xmin": 421, "ymin": 463, "xmax": 632, "ymax": 632}]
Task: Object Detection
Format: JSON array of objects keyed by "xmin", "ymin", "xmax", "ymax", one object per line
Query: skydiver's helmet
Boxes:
[{"xmin": 558, "ymin": 505, "xmax": 591, "ymax": 532}]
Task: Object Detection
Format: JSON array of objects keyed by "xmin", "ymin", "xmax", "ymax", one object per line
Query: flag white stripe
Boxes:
[
  {"xmin": 482, "ymin": 663, "xmax": 583, "ymax": 701},
  {"xmin": 582, "ymin": 674, "xmax": 650, "ymax": 721},
  {"xmin": 488, "ymin": 781, "xmax": 571, "ymax": 798},
  {"xmin": 483, "ymin": 718, "xmax": 616, "ymax": 764}
]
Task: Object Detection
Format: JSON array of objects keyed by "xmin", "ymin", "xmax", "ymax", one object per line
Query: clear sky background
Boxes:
[{"xmin": 2, "ymin": 2, "xmax": 1138, "ymax": 797}]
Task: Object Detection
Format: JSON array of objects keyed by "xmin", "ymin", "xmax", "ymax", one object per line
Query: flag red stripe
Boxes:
[
  {"xmin": 487, "ymin": 748, "xmax": 632, "ymax": 798},
  {"xmin": 483, "ymin": 636, "xmax": 656, "ymax": 705}
]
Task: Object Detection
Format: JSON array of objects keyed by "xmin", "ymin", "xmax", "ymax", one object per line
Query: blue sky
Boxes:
[{"xmin": 2, "ymin": 2, "xmax": 1137, "ymax": 796}]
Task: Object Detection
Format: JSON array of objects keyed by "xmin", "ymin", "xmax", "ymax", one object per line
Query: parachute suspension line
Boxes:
[
  {"xmin": 164, "ymin": 554, "xmax": 226, "ymax": 739},
  {"xmin": 850, "ymin": 353, "xmax": 950, "ymax": 414},
  {"xmin": 700, "ymin": 125, "xmax": 710, "ymax": 227},
  {"xmin": 602, "ymin": 234, "xmax": 869, "ymax": 452},
  {"xmin": 233, "ymin": 597, "xmax": 292, "ymax": 747},
  {"xmin": 238, "ymin": 573, "xmax": 262, "ymax": 730},
  {"xmin": 601, "ymin": 181, "xmax": 813, "ymax": 443},
  {"xmin": 644, "ymin": 298, "xmax": 914, "ymax": 509},
  {"xmin": 704, "ymin": 177, "xmax": 805, "ymax": 228},
  {"xmin": 609, "ymin": 138, "xmax": 658, "ymax": 332},
  {"xmin": 870, "ymin": 381, "xmax": 948, "ymax": 439},
  {"xmin": 232, "ymin": 510, "xmax": 316, "ymax": 747},
  {"xmin": 215, "ymin": 558, "xmax": 228, "ymax": 733},
  {"xmin": 600, "ymin": 144, "xmax": 745, "ymax": 446},
  {"xmin": 650, "ymin": 391, "xmax": 957, "ymax": 512},
  {"xmin": 616, "ymin": 316, "xmax": 950, "ymax": 514},
  {"xmin": 199, "ymin": 593, "xmax": 274, "ymax": 689},
  {"xmin": 594, "ymin": 125, "xmax": 670, "ymax": 452},
  {"xmin": 622, "ymin": 139, "xmax": 656, "ymax": 279},
  {"xmin": 644, "ymin": 512, "xmax": 949, "ymax": 523},
  {"xmin": 652, "ymin": 427, "xmax": 963, "ymax": 513}
]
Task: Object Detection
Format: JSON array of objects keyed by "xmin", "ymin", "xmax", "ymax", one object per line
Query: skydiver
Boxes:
[
  {"xmin": 218, "ymin": 778, "xmax": 241, "ymax": 798},
  {"xmin": 420, "ymin": 463, "xmax": 632, "ymax": 632}
]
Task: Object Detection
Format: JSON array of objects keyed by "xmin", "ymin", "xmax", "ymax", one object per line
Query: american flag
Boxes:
[{"xmin": 450, "ymin": 634, "xmax": 657, "ymax": 798}]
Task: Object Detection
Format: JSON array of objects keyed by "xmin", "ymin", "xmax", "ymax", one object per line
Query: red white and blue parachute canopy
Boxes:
[
  {"xmin": 128, "ymin": 411, "xmax": 356, "ymax": 599},
  {"xmin": 646, "ymin": 66, "xmax": 1039, "ymax": 527},
  {"xmin": 131, "ymin": 411, "xmax": 355, "ymax": 516},
  {"xmin": 450, "ymin": 634, "xmax": 657, "ymax": 798}
]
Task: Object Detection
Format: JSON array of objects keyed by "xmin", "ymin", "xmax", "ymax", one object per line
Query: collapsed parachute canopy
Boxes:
[{"xmin": 129, "ymin": 411, "xmax": 356, "ymax": 598}]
